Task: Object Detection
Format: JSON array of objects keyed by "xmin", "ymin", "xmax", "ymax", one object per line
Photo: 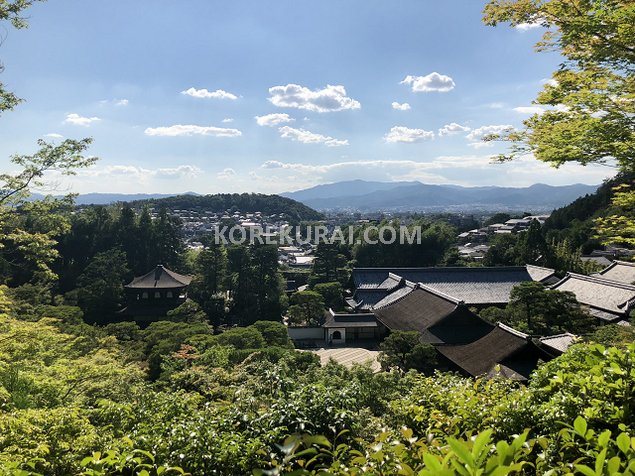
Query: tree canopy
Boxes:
[{"xmin": 483, "ymin": 0, "xmax": 635, "ymax": 173}]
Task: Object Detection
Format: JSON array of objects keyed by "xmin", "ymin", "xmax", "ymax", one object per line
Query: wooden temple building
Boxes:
[{"xmin": 123, "ymin": 264, "xmax": 192, "ymax": 321}]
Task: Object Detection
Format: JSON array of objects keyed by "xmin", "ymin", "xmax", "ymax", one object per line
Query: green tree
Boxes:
[
  {"xmin": 483, "ymin": 233, "xmax": 519, "ymax": 266},
  {"xmin": 505, "ymin": 281, "xmax": 596, "ymax": 335},
  {"xmin": 483, "ymin": 212, "xmax": 511, "ymax": 227},
  {"xmin": 189, "ymin": 242, "xmax": 228, "ymax": 326},
  {"xmin": 309, "ymin": 243, "xmax": 349, "ymax": 287},
  {"xmin": 483, "ymin": 0, "xmax": 635, "ymax": 173},
  {"xmin": 251, "ymin": 320, "xmax": 292, "ymax": 347},
  {"xmin": 378, "ymin": 330, "xmax": 438, "ymax": 373},
  {"xmin": 286, "ymin": 290, "xmax": 325, "ymax": 326},
  {"xmin": 76, "ymin": 248, "xmax": 130, "ymax": 323},
  {"xmin": 594, "ymin": 183, "xmax": 635, "ymax": 246},
  {"xmin": 313, "ymin": 282, "xmax": 343, "ymax": 311},
  {"xmin": 516, "ymin": 219, "xmax": 549, "ymax": 265},
  {"xmin": 250, "ymin": 244, "xmax": 286, "ymax": 323},
  {"xmin": 0, "ymin": 0, "xmax": 45, "ymax": 114},
  {"xmin": 0, "ymin": 141, "xmax": 96, "ymax": 284},
  {"xmin": 483, "ymin": 0, "xmax": 635, "ymax": 249}
]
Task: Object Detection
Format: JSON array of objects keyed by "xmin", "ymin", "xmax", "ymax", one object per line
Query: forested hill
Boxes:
[
  {"xmin": 543, "ymin": 172, "xmax": 634, "ymax": 250},
  {"xmin": 129, "ymin": 193, "xmax": 324, "ymax": 221}
]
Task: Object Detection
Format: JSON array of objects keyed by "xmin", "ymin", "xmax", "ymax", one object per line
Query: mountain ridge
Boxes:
[{"xmin": 281, "ymin": 180, "xmax": 600, "ymax": 212}]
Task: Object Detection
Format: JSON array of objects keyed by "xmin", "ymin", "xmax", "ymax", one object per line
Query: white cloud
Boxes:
[
  {"xmin": 487, "ymin": 102, "xmax": 506, "ymax": 109},
  {"xmin": 217, "ymin": 167, "xmax": 236, "ymax": 179},
  {"xmin": 221, "ymin": 118, "xmax": 234, "ymax": 123},
  {"xmin": 64, "ymin": 113, "xmax": 100, "ymax": 127},
  {"xmin": 255, "ymin": 113, "xmax": 294, "ymax": 127},
  {"xmin": 83, "ymin": 164, "xmax": 202, "ymax": 180},
  {"xmin": 439, "ymin": 122, "xmax": 471, "ymax": 136},
  {"xmin": 400, "ymin": 72, "xmax": 455, "ymax": 93},
  {"xmin": 466, "ymin": 124, "xmax": 514, "ymax": 141},
  {"xmin": 468, "ymin": 141, "xmax": 495, "ymax": 149},
  {"xmin": 44, "ymin": 133, "xmax": 64, "ymax": 139},
  {"xmin": 115, "ymin": 99, "xmax": 129, "ymax": 106},
  {"xmin": 278, "ymin": 126, "xmax": 348, "ymax": 147},
  {"xmin": 513, "ymin": 106, "xmax": 545, "ymax": 115},
  {"xmin": 392, "ymin": 102, "xmax": 411, "ymax": 111},
  {"xmin": 268, "ymin": 84, "xmax": 361, "ymax": 112},
  {"xmin": 542, "ymin": 78, "xmax": 558, "ymax": 87},
  {"xmin": 144, "ymin": 124, "xmax": 242, "ymax": 137},
  {"xmin": 181, "ymin": 87, "xmax": 238, "ymax": 100},
  {"xmin": 260, "ymin": 156, "xmax": 493, "ymax": 178},
  {"xmin": 515, "ymin": 21, "xmax": 543, "ymax": 31},
  {"xmin": 384, "ymin": 126, "xmax": 434, "ymax": 143}
]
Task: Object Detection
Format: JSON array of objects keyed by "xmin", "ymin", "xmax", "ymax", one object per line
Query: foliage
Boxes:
[
  {"xmin": 313, "ymin": 281, "xmax": 343, "ymax": 311},
  {"xmin": 76, "ymin": 248, "xmax": 129, "ymax": 323},
  {"xmin": 134, "ymin": 193, "xmax": 323, "ymax": 223},
  {"xmin": 379, "ymin": 331, "xmax": 438, "ymax": 374},
  {"xmin": 502, "ymin": 281, "xmax": 596, "ymax": 335},
  {"xmin": 595, "ymin": 183, "xmax": 635, "ymax": 246},
  {"xmin": 286, "ymin": 290, "xmax": 325, "ymax": 326},
  {"xmin": 587, "ymin": 323, "xmax": 635, "ymax": 347},
  {"xmin": 353, "ymin": 220, "xmax": 455, "ymax": 268},
  {"xmin": 0, "ymin": 0, "xmax": 45, "ymax": 114},
  {"xmin": 0, "ymin": 141, "xmax": 96, "ymax": 284},
  {"xmin": 483, "ymin": 0, "xmax": 635, "ymax": 173}
]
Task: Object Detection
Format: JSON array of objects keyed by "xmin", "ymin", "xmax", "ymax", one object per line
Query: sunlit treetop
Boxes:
[{"xmin": 483, "ymin": 0, "xmax": 635, "ymax": 173}]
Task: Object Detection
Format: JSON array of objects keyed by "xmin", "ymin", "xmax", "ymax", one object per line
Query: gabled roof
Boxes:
[
  {"xmin": 125, "ymin": 265, "xmax": 192, "ymax": 289},
  {"xmin": 550, "ymin": 273, "xmax": 635, "ymax": 321},
  {"xmin": 323, "ymin": 310, "xmax": 378, "ymax": 328},
  {"xmin": 352, "ymin": 266, "xmax": 537, "ymax": 307},
  {"xmin": 437, "ymin": 322, "xmax": 550, "ymax": 381},
  {"xmin": 526, "ymin": 265, "xmax": 558, "ymax": 284},
  {"xmin": 372, "ymin": 285, "xmax": 493, "ymax": 344},
  {"xmin": 539, "ymin": 333, "xmax": 578, "ymax": 355},
  {"xmin": 595, "ymin": 260, "xmax": 635, "ymax": 285}
]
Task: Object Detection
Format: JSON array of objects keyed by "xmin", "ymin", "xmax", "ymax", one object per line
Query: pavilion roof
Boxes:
[{"xmin": 125, "ymin": 265, "xmax": 192, "ymax": 289}]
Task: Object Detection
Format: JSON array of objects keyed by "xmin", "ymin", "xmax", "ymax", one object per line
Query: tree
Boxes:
[
  {"xmin": 286, "ymin": 290, "xmax": 325, "ymax": 326},
  {"xmin": 515, "ymin": 219, "xmax": 548, "ymax": 265},
  {"xmin": 483, "ymin": 1, "xmax": 635, "ymax": 249},
  {"xmin": 378, "ymin": 331, "xmax": 438, "ymax": 373},
  {"xmin": 483, "ymin": 0, "xmax": 635, "ymax": 173},
  {"xmin": 594, "ymin": 183, "xmax": 635, "ymax": 246},
  {"xmin": 309, "ymin": 243, "xmax": 349, "ymax": 287},
  {"xmin": 504, "ymin": 281, "xmax": 596, "ymax": 335},
  {"xmin": 251, "ymin": 320, "xmax": 292, "ymax": 347},
  {"xmin": 76, "ymin": 248, "xmax": 130, "ymax": 323},
  {"xmin": 250, "ymin": 244, "xmax": 286, "ymax": 323},
  {"xmin": 0, "ymin": 141, "xmax": 96, "ymax": 284},
  {"xmin": 483, "ymin": 212, "xmax": 511, "ymax": 227},
  {"xmin": 313, "ymin": 282, "xmax": 343, "ymax": 311},
  {"xmin": 189, "ymin": 242, "xmax": 228, "ymax": 326},
  {"xmin": 0, "ymin": 0, "xmax": 45, "ymax": 115}
]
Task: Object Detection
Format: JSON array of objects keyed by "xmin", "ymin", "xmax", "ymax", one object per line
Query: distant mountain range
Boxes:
[
  {"xmin": 281, "ymin": 180, "xmax": 600, "ymax": 212},
  {"xmin": 30, "ymin": 192, "xmax": 200, "ymax": 205}
]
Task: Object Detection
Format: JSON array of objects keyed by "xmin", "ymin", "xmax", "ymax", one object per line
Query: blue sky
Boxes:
[{"xmin": 0, "ymin": 0, "xmax": 616, "ymax": 194}]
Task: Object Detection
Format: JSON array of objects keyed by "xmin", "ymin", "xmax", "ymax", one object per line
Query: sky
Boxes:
[{"xmin": 0, "ymin": 0, "xmax": 617, "ymax": 195}]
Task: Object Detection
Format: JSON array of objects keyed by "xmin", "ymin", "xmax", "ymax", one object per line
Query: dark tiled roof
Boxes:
[
  {"xmin": 126, "ymin": 265, "xmax": 192, "ymax": 289},
  {"xmin": 550, "ymin": 273, "xmax": 635, "ymax": 320},
  {"xmin": 353, "ymin": 289, "xmax": 392, "ymax": 310},
  {"xmin": 373, "ymin": 285, "xmax": 493, "ymax": 344},
  {"xmin": 595, "ymin": 260, "xmax": 635, "ymax": 285},
  {"xmin": 437, "ymin": 323, "xmax": 551, "ymax": 381},
  {"xmin": 352, "ymin": 266, "xmax": 536, "ymax": 306}
]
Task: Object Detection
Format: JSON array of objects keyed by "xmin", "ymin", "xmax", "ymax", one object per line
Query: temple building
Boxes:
[{"xmin": 123, "ymin": 265, "xmax": 192, "ymax": 320}]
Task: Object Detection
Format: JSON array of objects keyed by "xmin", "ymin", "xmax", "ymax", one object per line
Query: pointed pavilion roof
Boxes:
[{"xmin": 125, "ymin": 265, "xmax": 192, "ymax": 289}]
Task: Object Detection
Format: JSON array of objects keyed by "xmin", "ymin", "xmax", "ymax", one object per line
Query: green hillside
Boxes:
[{"xmin": 131, "ymin": 193, "xmax": 324, "ymax": 222}]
